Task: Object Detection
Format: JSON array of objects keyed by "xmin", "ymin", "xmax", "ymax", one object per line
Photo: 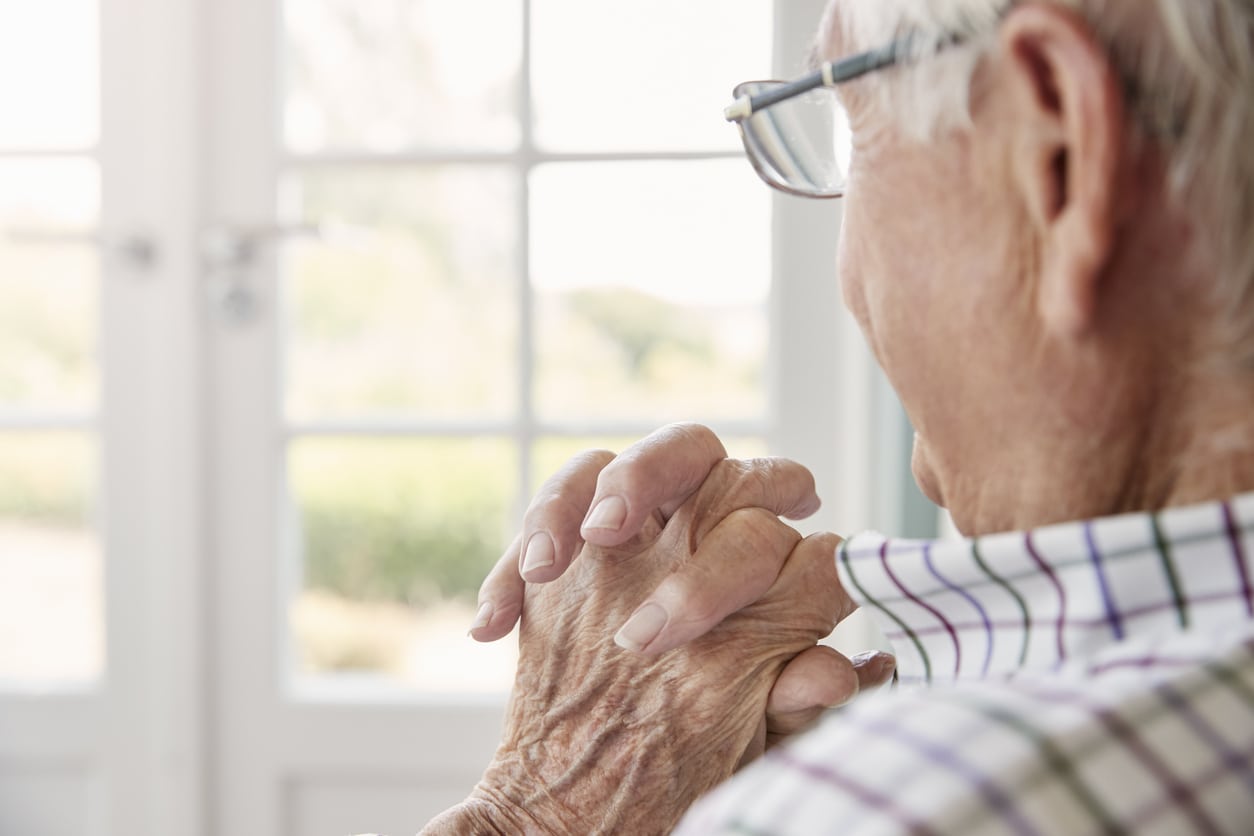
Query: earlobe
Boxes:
[{"xmin": 999, "ymin": 2, "xmax": 1125, "ymax": 338}]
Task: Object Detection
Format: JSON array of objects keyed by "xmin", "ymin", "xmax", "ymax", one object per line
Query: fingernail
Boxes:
[
  {"xmin": 583, "ymin": 496, "xmax": 627, "ymax": 532},
  {"xmin": 613, "ymin": 602, "xmax": 668, "ymax": 652},
  {"xmin": 853, "ymin": 650, "xmax": 896, "ymax": 676},
  {"xmin": 468, "ymin": 601, "xmax": 493, "ymax": 635},
  {"xmin": 521, "ymin": 532, "xmax": 555, "ymax": 577},
  {"xmin": 851, "ymin": 650, "xmax": 880, "ymax": 666}
]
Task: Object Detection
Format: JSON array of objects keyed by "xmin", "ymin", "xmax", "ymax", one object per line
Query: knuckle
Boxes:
[
  {"xmin": 663, "ymin": 420, "xmax": 712, "ymax": 442},
  {"xmin": 743, "ymin": 457, "xmax": 815, "ymax": 510},
  {"xmin": 744, "ymin": 461, "xmax": 783, "ymax": 507},
  {"xmin": 659, "ymin": 422, "xmax": 726, "ymax": 459},
  {"xmin": 724, "ymin": 507, "xmax": 801, "ymax": 554},
  {"xmin": 598, "ymin": 455, "xmax": 652, "ymax": 499}
]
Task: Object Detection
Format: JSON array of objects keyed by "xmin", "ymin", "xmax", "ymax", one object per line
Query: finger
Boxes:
[
  {"xmin": 766, "ymin": 645, "xmax": 859, "ymax": 738},
  {"xmin": 580, "ymin": 423, "xmax": 728, "ymax": 546},
  {"xmin": 686, "ymin": 457, "xmax": 823, "ymax": 545},
  {"xmin": 469, "ymin": 534, "xmax": 525, "ymax": 642},
  {"xmin": 765, "ymin": 649, "xmax": 897, "ymax": 745},
  {"xmin": 773, "ymin": 530, "xmax": 857, "ymax": 626},
  {"xmin": 582, "ymin": 425, "xmax": 822, "ymax": 548},
  {"xmin": 519, "ymin": 449, "xmax": 616, "ymax": 584},
  {"xmin": 721, "ymin": 457, "xmax": 824, "ymax": 522},
  {"xmin": 613, "ymin": 508, "xmax": 801, "ymax": 655},
  {"xmin": 850, "ymin": 649, "xmax": 897, "ymax": 691}
]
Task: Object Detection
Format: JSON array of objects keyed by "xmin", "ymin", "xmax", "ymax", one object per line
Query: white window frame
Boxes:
[
  {"xmin": 0, "ymin": 1, "xmax": 931, "ymax": 833},
  {"xmin": 0, "ymin": 0, "xmax": 206, "ymax": 833}
]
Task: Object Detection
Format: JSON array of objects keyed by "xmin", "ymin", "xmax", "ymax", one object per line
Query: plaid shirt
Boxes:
[{"xmin": 678, "ymin": 493, "xmax": 1254, "ymax": 835}]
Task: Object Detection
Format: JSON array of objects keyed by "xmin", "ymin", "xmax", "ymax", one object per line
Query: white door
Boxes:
[
  {"xmin": 200, "ymin": 1, "xmax": 864, "ymax": 833},
  {"xmin": 0, "ymin": 0, "xmax": 204, "ymax": 833},
  {"xmin": 4, "ymin": 1, "xmax": 907, "ymax": 834}
]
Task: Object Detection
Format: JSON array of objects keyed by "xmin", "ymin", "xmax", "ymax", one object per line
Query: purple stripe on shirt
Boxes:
[
  {"xmin": 878, "ymin": 589, "xmax": 1252, "ymax": 647},
  {"xmin": 1023, "ymin": 531, "xmax": 1068, "ymax": 660},
  {"xmin": 1125, "ymin": 738, "xmax": 1254, "ymax": 833},
  {"xmin": 856, "ymin": 712, "xmax": 1041, "ymax": 836},
  {"xmin": 1083, "ymin": 520, "xmax": 1126, "ymax": 640},
  {"xmin": 1012, "ymin": 676, "xmax": 1245, "ymax": 836},
  {"xmin": 923, "ymin": 541, "xmax": 996, "ymax": 677},
  {"xmin": 882, "ymin": 541, "xmax": 963, "ymax": 678},
  {"xmin": 1086, "ymin": 654, "xmax": 1217, "ymax": 677},
  {"xmin": 1221, "ymin": 501, "xmax": 1254, "ymax": 617},
  {"xmin": 769, "ymin": 747, "xmax": 942, "ymax": 836},
  {"xmin": 1087, "ymin": 706, "xmax": 1221, "ymax": 834},
  {"xmin": 1153, "ymin": 678, "xmax": 1254, "ymax": 796}
]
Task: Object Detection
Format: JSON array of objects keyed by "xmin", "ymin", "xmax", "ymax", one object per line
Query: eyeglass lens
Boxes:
[{"xmin": 735, "ymin": 82, "xmax": 851, "ymax": 197}]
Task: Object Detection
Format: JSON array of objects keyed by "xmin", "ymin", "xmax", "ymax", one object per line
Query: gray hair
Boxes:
[{"xmin": 839, "ymin": 0, "xmax": 1254, "ymax": 364}]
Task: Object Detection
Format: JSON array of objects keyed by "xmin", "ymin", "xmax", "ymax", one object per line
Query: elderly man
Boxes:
[{"xmin": 426, "ymin": 0, "xmax": 1254, "ymax": 832}]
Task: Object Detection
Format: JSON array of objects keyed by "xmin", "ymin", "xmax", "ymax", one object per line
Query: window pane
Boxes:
[
  {"xmin": 0, "ymin": 1, "xmax": 98, "ymax": 149},
  {"xmin": 531, "ymin": 160, "xmax": 770, "ymax": 423},
  {"xmin": 0, "ymin": 243, "xmax": 98, "ymax": 411},
  {"xmin": 283, "ymin": 0, "xmax": 521, "ymax": 153},
  {"xmin": 287, "ymin": 437, "xmax": 517, "ymax": 693},
  {"xmin": 0, "ymin": 433, "xmax": 101, "ymax": 685},
  {"xmin": 0, "ymin": 161, "xmax": 100, "ymax": 410},
  {"xmin": 0, "ymin": 159, "xmax": 99, "ymax": 230},
  {"xmin": 531, "ymin": 0, "xmax": 771, "ymax": 152},
  {"xmin": 282, "ymin": 166, "xmax": 517, "ymax": 421}
]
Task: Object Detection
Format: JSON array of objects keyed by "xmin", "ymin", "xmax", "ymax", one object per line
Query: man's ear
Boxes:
[{"xmin": 999, "ymin": 2, "xmax": 1126, "ymax": 337}]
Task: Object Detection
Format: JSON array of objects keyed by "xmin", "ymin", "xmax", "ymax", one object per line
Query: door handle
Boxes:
[
  {"xmin": 200, "ymin": 223, "xmax": 322, "ymax": 272},
  {"xmin": 200, "ymin": 223, "xmax": 323, "ymax": 326},
  {"xmin": 0, "ymin": 228, "xmax": 159, "ymax": 272}
]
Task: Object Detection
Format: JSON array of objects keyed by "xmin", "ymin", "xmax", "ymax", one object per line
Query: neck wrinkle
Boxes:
[{"xmin": 1137, "ymin": 369, "xmax": 1254, "ymax": 512}]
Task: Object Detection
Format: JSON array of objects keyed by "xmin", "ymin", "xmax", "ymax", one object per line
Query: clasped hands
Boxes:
[{"xmin": 427, "ymin": 424, "xmax": 894, "ymax": 834}]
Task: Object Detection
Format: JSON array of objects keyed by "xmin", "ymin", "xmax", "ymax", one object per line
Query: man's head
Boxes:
[{"xmin": 817, "ymin": 0, "xmax": 1254, "ymax": 534}]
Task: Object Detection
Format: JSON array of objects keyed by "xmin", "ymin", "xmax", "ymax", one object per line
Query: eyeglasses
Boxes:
[{"xmin": 722, "ymin": 40, "xmax": 911, "ymax": 199}]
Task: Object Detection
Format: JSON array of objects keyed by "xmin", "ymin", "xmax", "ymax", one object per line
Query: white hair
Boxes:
[{"xmin": 838, "ymin": 0, "xmax": 1254, "ymax": 364}]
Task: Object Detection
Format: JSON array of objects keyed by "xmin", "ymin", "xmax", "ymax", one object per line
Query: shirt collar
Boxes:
[{"xmin": 837, "ymin": 493, "xmax": 1254, "ymax": 683}]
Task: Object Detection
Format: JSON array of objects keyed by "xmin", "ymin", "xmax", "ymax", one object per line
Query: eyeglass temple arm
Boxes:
[{"xmin": 722, "ymin": 40, "xmax": 908, "ymax": 122}]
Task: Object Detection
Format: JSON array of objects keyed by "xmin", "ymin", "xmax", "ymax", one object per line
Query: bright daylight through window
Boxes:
[
  {"xmin": 279, "ymin": 0, "xmax": 775, "ymax": 694},
  {"xmin": 0, "ymin": 0, "xmax": 103, "ymax": 687}
]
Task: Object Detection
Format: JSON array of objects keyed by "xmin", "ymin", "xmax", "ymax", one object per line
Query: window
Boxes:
[
  {"xmin": 278, "ymin": 0, "xmax": 778, "ymax": 693},
  {"xmin": 0, "ymin": 0, "xmax": 103, "ymax": 688}
]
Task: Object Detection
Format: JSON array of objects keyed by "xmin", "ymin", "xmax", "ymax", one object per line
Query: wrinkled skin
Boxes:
[{"xmin": 425, "ymin": 476, "xmax": 851, "ymax": 835}]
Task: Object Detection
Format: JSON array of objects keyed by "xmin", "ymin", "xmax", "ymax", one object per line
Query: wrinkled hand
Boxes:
[
  {"xmin": 471, "ymin": 423, "xmax": 895, "ymax": 739},
  {"xmin": 457, "ymin": 484, "xmax": 850, "ymax": 834}
]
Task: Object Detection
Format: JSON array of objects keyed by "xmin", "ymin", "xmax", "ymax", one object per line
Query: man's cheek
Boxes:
[
  {"xmin": 910, "ymin": 434, "xmax": 946, "ymax": 510},
  {"xmin": 836, "ymin": 228, "xmax": 870, "ymax": 331}
]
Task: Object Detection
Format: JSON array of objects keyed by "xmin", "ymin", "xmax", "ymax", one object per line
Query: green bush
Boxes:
[
  {"xmin": 292, "ymin": 437, "xmax": 513, "ymax": 605},
  {"xmin": 300, "ymin": 497, "xmax": 503, "ymax": 605},
  {"xmin": 0, "ymin": 433, "xmax": 93, "ymax": 525}
]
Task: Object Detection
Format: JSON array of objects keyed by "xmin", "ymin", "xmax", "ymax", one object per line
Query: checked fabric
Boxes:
[{"xmin": 678, "ymin": 493, "xmax": 1254, "ymax": 835}]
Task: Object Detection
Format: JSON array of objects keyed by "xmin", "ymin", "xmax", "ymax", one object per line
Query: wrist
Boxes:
[{"xmin": 420, "ymin": 790, "xmax": 546, "ymax": 836}]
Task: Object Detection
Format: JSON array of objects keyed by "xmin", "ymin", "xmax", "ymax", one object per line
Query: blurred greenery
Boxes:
[
  {"xmin": 0, "ymin": 163, "xmax": 768, "ymax": 616},
  {"xmin": 283, "ymin": 167, "xmax": 518, "ymax": 420},
  {"xmin": 0, "ymin": 247, "xmax": 97, "ymax": 409},
  {"xmin": 567, "ymin": 288, "xmax": 710, "ymax": 374},
  {"xmin": 0, "ymin": 433, "xmax": 93, "ymax": 526},
  {"xmin": 536, "ymin": 287, "xmax": 766, "ymax": 422},
  {"xmin": 290, "ymin": 437, "xmax": 515, "ymax": 604}
]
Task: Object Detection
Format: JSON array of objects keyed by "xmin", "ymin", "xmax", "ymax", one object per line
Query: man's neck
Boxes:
[
  {"xmin": 954, "ymin": 369, "xmax": 1254, "ymax": 536},
  {"xmin": 1126, "ymin": 367, "xmax": 1254, "ymax": 513}
]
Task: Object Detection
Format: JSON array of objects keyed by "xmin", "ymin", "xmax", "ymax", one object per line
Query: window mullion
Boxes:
[{"xmin": 516, "ymin": 0, "xmax": 536, "ymax": 526}]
